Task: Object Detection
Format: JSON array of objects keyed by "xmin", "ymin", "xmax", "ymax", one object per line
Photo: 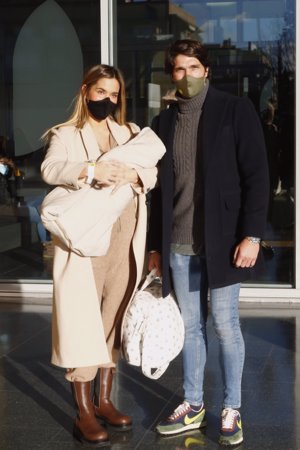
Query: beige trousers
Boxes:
[{"xmin": 66, "ymin": 199, "xmax": 137, "ymax": 382}]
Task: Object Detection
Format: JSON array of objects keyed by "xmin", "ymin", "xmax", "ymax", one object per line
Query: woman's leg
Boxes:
[
  {"xmin": 91, "ymin": 200, "xmax": 136, "ymax": 429},
  {"xmin": 71, "ymin": 379, "xmax": 110, "ymax": 446},
  {"xmin": 94, "ymin": 367, "xmax": 132, "ymax": 430},
  {"xmin": 92, "ymin": 200, "xmax": 136, "ymax": 363},
  {"xmin": 65, "ymin": 366, "xmax": 98, "ymax": 382}
]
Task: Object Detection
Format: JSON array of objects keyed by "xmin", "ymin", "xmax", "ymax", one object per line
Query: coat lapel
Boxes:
[
  {"xmin": 107, "ymin": 118, "xmax": 132, "ymax": 145},
  {"xmin": 80, "ymin": 122, "xmax": 101, "ymax": 160},
  {"xmin": 80, "ymin": 119, "xmax": 132, "ymax": 161}
]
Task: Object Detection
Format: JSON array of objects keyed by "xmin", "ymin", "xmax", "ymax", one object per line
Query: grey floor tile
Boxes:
[{"xmin": 0, "ymin": 303, "xmax": 299, "ymax": 450}]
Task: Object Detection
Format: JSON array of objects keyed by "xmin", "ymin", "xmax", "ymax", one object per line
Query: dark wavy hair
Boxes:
[{"xmin": 164, "ymin": 39, "xmax": 210, "ymax": 75}]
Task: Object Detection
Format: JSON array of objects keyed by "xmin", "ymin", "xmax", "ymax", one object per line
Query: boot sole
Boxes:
[
  {"xmin": 73, "ymin": 426, "xmax": 110, "ymax": 447},
  {"xmin": 96, "ymin": 415, "xmax": 132, "ymax": 431},
  {"xmin": 107, "ymin": 423, "xmax": 132, "ymax": 432}
]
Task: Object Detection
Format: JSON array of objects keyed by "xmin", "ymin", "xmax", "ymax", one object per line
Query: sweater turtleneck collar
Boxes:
[{"xmin": 176, "ymin": 79, "xmax": 209, "ymax": 114}]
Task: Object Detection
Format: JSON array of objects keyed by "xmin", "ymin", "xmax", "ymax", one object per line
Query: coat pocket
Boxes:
[{"xmin": 221, "ymin": 191, "xmax": 241, "ymax": 235}]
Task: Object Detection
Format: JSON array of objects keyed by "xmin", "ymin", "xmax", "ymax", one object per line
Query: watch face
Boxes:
[{"xmin": 247, "ymin": 237, "xmax": 261, "ymax": 244}]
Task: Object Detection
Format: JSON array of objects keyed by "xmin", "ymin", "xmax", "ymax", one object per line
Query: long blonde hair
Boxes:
[{"xmin": 42, "ymin": 64, "xmax": 127, "ymax": 141}]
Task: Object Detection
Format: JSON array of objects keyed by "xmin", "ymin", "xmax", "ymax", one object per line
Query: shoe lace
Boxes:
[
  {"xmin": 168, "ymin": 401, "xmax": 191, "ymax": 420},
  {"xmin": 221, "ymin": 408, "xmax": 239, "ymax": 430}
]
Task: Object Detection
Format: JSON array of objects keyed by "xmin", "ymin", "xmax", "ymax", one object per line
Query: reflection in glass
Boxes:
[
  {"xmin": 117, "ymin": 0, "xmax": 295, "ymax": 286},
  {"xmin": 0, "ymin": 0, "xmax": 100, "ymax": 282}
]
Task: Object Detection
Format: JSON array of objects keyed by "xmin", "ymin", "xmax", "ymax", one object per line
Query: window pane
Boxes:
[
  {"xmin": 0, "ymin": 0, "xmax": 100, "ymax": 282},
  {"xmin": 117, "ymin": 0, "xmax": 295, "ymax": 287}
]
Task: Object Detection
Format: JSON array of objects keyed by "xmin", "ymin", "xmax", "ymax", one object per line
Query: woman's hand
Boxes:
[
  {"xmin": 93, "ymin": 161, "xmax": 133, "ymax": 187},
  {"xmin": 233, "ymin": 238, "xmax": 260, "ymax": 268},
  {"xmin": 88, "ymin": 160, "xmax": 139, "ymax": 192},
  {"xmin": 110, "ymin": 163, "xmax": 140, "ymax": 192},
  {"xmin": 148, "ymin": 251, "xmax": 162, "ymax": 277}
]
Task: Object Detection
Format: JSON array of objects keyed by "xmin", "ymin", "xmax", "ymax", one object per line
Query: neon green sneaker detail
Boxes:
[
  {"xmin": 156, "ymin": 401, "xmax": 206, "ymax": 436},
  {"xmin": 219, "ymin": 408, "xmax": 243, "ymax": 446}
]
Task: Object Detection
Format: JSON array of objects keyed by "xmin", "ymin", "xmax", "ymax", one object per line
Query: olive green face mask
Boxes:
[{"xmin": 175, "ymin": 75, "xmax": 207, "ymax": 98}]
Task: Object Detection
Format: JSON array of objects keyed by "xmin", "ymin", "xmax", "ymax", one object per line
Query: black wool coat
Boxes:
[{"xmin": 147, "ymin": 86, "xmax": 270, "ymax": 297}]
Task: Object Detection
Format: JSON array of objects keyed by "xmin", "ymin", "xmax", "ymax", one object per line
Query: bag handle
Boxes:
[
  {"xmin": 139, "ymin": 268, "xmax": 159, "ymax": 292},
  {"xmin": 142, "ymin": 362, "xmax": 169, "ymax": 380}
]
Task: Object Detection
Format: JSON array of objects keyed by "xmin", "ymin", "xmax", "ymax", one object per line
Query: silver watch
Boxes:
[{"xmin": 246, "ymin": 236, "xmax": 261, "ymax": 244}]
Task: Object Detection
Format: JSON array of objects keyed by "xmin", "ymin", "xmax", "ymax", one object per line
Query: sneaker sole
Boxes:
[
  {"xmin": 219, "ymin": 434, "xmax": 243, "ymax": 446},
  {"xmin": 156, "ymin": 419, "xmax": 207, "ymax": 436}
]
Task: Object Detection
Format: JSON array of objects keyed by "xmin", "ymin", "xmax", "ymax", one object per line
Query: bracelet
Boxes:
[
  {"xmin": 86, "ymin": 161, "xmax": 95, "ymax": 184},
  {"xmin": 246, "ymin": 236, "xmax": 261, "ymax": 244}
]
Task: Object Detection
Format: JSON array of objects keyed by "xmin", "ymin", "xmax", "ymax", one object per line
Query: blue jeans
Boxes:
[
  {"xmin": 170, "ymin": 252, "xmax": 245, "ymax": 409},
  {"xmin": 26, "ymin": 195, "xmax": 50, "ymax": 243}
]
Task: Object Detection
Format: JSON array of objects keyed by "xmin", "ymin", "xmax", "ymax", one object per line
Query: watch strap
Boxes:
[{"xmin": 246, "ymin": 236, "xmax": 261, "ymax": 244}]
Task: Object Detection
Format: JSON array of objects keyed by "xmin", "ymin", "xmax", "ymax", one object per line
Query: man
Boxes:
[{"xmin": 148, "ymin": 39, "xmax": 269, "ymax": 446}]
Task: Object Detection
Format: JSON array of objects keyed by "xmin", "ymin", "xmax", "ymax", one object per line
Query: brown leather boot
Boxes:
[
  {"xmin": 94, "ymin": 368, "xmax": 132, "ymax": 431},
  {"xmin": 71, "ymin": 381, "xmax": 110, "ymax": 447}
]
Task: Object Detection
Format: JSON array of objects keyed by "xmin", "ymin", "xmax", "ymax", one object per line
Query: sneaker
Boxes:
[
  {"xmin": 219, "ymin": 408, "xmax": 243, "ymax": 446},
  {"xmin": 155, "ymin": 428, "xmax": 207, "ymax": 448},
  {"xmin": 156, "ymin": 401, "xmax": 206, "ymax": 436}
]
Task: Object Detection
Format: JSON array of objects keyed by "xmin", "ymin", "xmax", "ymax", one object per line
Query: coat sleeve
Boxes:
[
  {"xmin": 234, "ymin": 97, "xmax": 270, "ymax": 237},
  {"xmin": 134, "ymin": 167, "xmax": 158, "ymax": 194},
  {"xmin": 146, "ymin": 114, "xmax": 163, "ymax": 252},
  {"xmin": 147, "ymin": 184, "xmax": 162, "ymax": 252},
  {"xmin": 128, "ymin": 122, "xmax": 158, "ymax": 193},
  {"xmin": 41, "ymin": 128, "xmax": 86, "ymax": 189}
]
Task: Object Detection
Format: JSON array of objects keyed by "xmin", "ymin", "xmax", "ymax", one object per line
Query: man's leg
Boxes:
[
  {"xmin": 210, "ymin": 283, "xmax": 244, "ymax": 446},
  {"xmin": 155, "ymin": 254, "xmax": 208, "ymax": 436},
  {"xmin": 170, "ymin": 253, "xmax": 209, "ymax": 406},
  {"xmin": 210, "ymin": 283, "xmax": 244, "ymax": 409}
]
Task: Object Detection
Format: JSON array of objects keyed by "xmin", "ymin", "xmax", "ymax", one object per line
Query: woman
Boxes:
[
  {"xmin": 41, "ymin": 64, "xmax": 163, "ymax": 447},
  {"xmin": 0, "ymin": 154, "xmax": 15, "ymax": 205}
]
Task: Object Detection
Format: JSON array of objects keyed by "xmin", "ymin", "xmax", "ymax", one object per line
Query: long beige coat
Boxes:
[
  {"xmin": 40, "ymin": 127, "xmax": 165, "ymax": 257},
  {"xmin": 41, "ymin": 119, "xmax": 159, "ymax": 368}
]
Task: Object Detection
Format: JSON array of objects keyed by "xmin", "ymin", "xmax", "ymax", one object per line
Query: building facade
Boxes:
[{"xmin": 0, "ymin": 0, "xmax": 298, "ymax": 302}]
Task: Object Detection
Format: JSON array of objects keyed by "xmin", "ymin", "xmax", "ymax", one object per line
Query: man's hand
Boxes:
[
  {"xmin": 148, "ymin": 251, "xmax": 162, "ymax": 277},
  {"xmin": 233, "ymin": 238, "xmax": 260, "ymax": 268}
]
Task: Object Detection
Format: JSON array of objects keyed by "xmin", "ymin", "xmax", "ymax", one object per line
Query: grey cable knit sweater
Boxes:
[{"xmin": 171, "ymin": 81, "xmax": 209, "ymax": 255}]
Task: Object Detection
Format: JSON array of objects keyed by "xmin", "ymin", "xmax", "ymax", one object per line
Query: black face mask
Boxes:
[{"xmin": 87, "ymin": 97, "xmax": 118, "ymax": 121}]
